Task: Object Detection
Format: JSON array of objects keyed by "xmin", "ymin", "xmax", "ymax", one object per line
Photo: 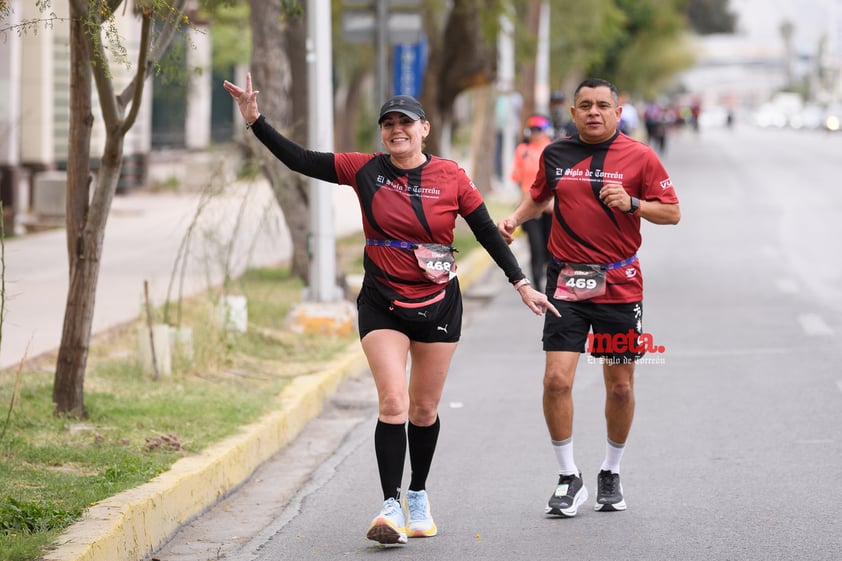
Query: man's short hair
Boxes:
[{"xmin": 573, "ymin": 78, "xmax": 619, "ymax": 105}]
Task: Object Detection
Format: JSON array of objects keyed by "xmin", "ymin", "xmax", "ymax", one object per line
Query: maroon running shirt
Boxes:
[
  {"xmin": 335, "ymin": 152, "xmax": 485, "ymax": 300},
  {"xmin": 530, "ymin": 132, "xmax": 679, "ymax": 303}
]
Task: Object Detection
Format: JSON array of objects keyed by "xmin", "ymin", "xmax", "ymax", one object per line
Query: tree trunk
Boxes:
[
  {"xmin": 421, "ymin": 0, "xmax": 498, "ymax": 157},
  {"xmin": 419, "ymin": 8, "xmax": 445, "ymax": 156},
  {"xmin": 249, "ymin": 0, "xmax": 311, "ymax": 283},
  {"xmin": 468, "ymin": 84, "xmax": 497, "ymax": 195},
  {"xmin": 52, "ymin": 8, "xmax": 95, "ymax": 416},
  {"xmin": 54, "ymin": 1, "xmax": 185, "ymax": 416},
  {"xmin": 285, "ymin": 10, "xmax": 316, "ymax": 282},
  {"xmin": 519, "ymin": 0, "xmax": 542, "ymax": 122},
  {"xmin": 334, "ymin": 69, "xmax": 368, "ymax": 152}
]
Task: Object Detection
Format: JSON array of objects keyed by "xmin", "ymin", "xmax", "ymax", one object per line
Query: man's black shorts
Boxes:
[
  {"xmin": 357, "ymin": 278, "xmax": 462, "ymax": 343},
  {"xmin": 542, "ymin": 299, "xmax": 644, "ymax": 363}
]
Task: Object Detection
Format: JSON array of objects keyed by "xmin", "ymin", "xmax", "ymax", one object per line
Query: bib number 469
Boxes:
[
  {"xmin": 566, "ymin": 277, "xmax": 598, "ymax": 290},
  {"xmin": 554, "ymin": 263, "xmax": 607, "ymax": 301}
]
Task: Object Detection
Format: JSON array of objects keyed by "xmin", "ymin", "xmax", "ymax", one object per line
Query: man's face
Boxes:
[{"xmin": 570, "ymin": 86, "xmax": 622, "ymax": 143}]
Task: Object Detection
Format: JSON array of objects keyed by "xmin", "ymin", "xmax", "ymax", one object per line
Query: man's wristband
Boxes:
[
  {"xmin": 513, "ymin": 278, "xmax": 531, "ymax": 290},
  {"xmin": 626, "ymin": 196, "xmax": 640, "ymax": 215}
]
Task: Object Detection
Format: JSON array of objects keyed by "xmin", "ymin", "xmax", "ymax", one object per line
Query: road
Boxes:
[{"xmin": 149, "ymin": 123, "xmax": 842, "ymax": 561}]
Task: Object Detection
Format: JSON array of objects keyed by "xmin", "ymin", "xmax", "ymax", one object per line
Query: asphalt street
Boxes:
[{"xmin": 148, "ymin": 123, "xmax": 842, "ymax": 561}]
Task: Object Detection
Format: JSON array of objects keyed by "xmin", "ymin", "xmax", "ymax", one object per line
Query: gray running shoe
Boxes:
[
  {"xmin": 594, "ymin": 470, "xmax": 627, "ymax": 511},
  {"xmin": 545, "ymin": 473, "xmax": 588, "ymax": 517}
]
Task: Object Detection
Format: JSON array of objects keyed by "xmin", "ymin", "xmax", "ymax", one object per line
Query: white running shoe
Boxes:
[
  {"xmin": 366, "ymin": 497, "xmax": 407, "ymax": 544},
  {"xmin": 405, "ymin": 489, "xmax": 438, "ymax": 537}
]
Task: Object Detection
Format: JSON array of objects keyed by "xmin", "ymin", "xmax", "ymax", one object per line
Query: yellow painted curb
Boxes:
[
  {"xmin": 42, "ymin": 346, "xmax": 368, "ymax": 561},
  {"xmin": 456, "ymin": 246, "xmax": 495, "ymax": 289}
]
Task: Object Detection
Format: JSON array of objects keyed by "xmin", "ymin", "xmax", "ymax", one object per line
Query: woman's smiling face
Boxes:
[{"xmin": 379, "ymin": 113, "xmax": 429, "ymax": 161}]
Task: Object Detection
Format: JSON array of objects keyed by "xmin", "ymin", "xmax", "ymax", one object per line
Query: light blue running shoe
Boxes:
[
  {"xmin": 405, "ymin": 490, "xmax": 438, "ymax": 537},
  {"xmin": 366, "ymin": 497, "xmax": 407, "ymax": 544}
]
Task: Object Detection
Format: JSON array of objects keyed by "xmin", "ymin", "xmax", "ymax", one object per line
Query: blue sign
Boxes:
[{"xmin": 392, "ymin": 36, "xmax": 427, "ymax": 98}]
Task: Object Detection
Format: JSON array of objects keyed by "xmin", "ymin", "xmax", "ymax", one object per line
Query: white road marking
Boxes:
[
  {"xmin": 836, "ymin": 380, "xmax": 842, "ymax": 394},
  {"xmin": 798, "ymin": 313, "xmax": 835, "ymax": 336}
]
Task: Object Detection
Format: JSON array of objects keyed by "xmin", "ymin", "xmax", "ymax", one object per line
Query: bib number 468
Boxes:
[{"xmin": 427, "ymin": 260, "xmax": 453, "ymax": 272}]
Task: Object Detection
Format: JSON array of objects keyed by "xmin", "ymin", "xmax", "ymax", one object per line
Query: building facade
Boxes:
[{"xmin": 0, "ymin": 1, "xmax": 225, "ymax": 235}]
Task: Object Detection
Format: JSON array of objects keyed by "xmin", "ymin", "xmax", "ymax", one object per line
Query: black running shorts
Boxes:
[
  {"xmin": 357, "ymin": 278, "xmax": 463, "ymax": 343},
  {"xmin": 542, "ymin": 299, "xmax": 644, "ymax": 362}
]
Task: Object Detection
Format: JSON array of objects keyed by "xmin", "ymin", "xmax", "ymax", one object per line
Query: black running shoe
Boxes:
[
  {"xmin": 545, "ymin": 473, "xmax": 588, "ymax": 517},
  {"xmin": 594, "ymin": 470, "xmax": 627, "ymax": 512}
]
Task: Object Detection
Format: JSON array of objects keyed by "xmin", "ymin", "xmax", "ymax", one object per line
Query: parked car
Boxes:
[
  {"xmin": 824, "ymin": 106, "xmax": 841, "ymax": 132},
  {"xmin": 791, "ymin": 104, "xmax": 824, "ymax": 130}
]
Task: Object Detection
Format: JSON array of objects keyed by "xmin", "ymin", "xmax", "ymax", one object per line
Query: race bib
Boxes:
[
  {"xmin": 553, "ymin": 263, "xmax": 606, "ymax": 301},
  {"xmin": 414, "ymin": 243, "xmax": 457, "ymax": 284}
]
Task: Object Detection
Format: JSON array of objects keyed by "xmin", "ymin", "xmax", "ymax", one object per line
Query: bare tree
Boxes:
[
  {"xmin": 518, "ymin": 0, "xmax": 542, "ymax": 121},
  {"xmin": 245, "ymin": 0, "xmax": 311, "ymax": 283},
  {"xmin": 53, "ymin": 0, "xmax": 190, "ymax": 416},
  {"xmin": 421, "ymin": 0, "xmax": 500, "ymax": 157}
]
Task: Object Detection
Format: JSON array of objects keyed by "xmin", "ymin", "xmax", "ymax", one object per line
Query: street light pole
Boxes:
[
  {"xmin": 498, "ymin": 13, "xmax": 516, "ymax": 190},
  {"xmin": 376, "ymin": 0, "xmax": 389, "ymax": 104},
  {"xmin": 287, "ymin": 0, "xmax": 355, "ymax": 337},
  {"xmin": 306, "ymin": 0, "xmax": 340, "ymax": 302},
  {"xmin": 535, "ymin": 0, "xmax": 550, "ymax": 115}
]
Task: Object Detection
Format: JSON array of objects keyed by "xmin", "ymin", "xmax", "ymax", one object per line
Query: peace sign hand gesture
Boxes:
[{"xmin": 223, "ymin": 72, "xmax": 261, "ymax": 125}]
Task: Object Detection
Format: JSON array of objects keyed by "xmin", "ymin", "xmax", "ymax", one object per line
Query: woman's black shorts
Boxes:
[{"xmin": 357, "ymin": 278, "xmax": 463, "ymax": 343}]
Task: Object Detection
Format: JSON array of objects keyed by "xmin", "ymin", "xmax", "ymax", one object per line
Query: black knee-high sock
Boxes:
[
  {"xmin": 374, "ymin": 420, "xmax": 407, "ymax": 501},
  {"xmin": 408, "ymin": 416, "xmax": 440, "ymax": 492}
]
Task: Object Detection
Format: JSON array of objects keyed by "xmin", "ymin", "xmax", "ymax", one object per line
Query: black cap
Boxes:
[
  {"xmin": 550, "ymin": 90, "xmax": 566, "ymax": 103},
  {"xmin": 378, "ymin": 95, "xmax": 426, "ymax": 123}
]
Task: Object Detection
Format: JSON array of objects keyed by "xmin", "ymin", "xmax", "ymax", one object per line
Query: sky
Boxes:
[
  {"xmin": 678, "ymin": 0, "xmax": 842, "ymax": 104},
  {"xmin": 727, "ymin": 0, "xmax": 839, "ymax": 57}
]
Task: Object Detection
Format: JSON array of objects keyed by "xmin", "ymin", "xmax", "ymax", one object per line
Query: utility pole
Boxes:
[
  {"xmin": 497, "ymin": 13, "xmax": 516, "ymax": 190},
  {"xmin": 306, "ymin": 0, "xmax": 341, "ymax": 302},
  {"xmin": 535, "ymin": 0, "xmax": 550, "ymax": 115},
  {"xmin": 376, "ymin": 0, "xmax": 389, "ymax": 104},
  {"xmin": 287, "ymin": 0, "xmax": 356, "ymax": 336}
]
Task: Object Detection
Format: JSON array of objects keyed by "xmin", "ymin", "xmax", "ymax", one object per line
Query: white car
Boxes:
[{"xmin": 824, "ymin": 106, "xmax": 841, "ymax": 132}]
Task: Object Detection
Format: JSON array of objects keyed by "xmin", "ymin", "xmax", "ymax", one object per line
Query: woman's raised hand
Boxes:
[{"xmin": 223, "ymin": 72, "xmax": 261, "ymax": 125}]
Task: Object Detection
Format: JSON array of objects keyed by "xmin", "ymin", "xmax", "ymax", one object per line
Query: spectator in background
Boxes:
[
  {"xmin": 618, "ymin": 92, "xmax": 639, "ymax": 137},
  {"xmin": 510, "ymin": 114, "xmax": 554, "ymax": 291},
  {"xmin": 550, "ymin": 90, "xmax": 578, "ymax": 138},
  {"xmin": 495, "ymin": 91, "xmax": 523, "ymax": 180},
  {"xmin": 644, "ymin": 101, "xmax": 667, "ymax": 154},
  {"xmin": 690, "ymin": 99, "xmax": 702, "ymax": 133}
]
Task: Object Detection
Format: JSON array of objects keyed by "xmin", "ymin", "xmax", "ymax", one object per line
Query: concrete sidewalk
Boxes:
[{"xmin": 1, "ymin": 179, "xmax": 362, "ymax": 370}]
